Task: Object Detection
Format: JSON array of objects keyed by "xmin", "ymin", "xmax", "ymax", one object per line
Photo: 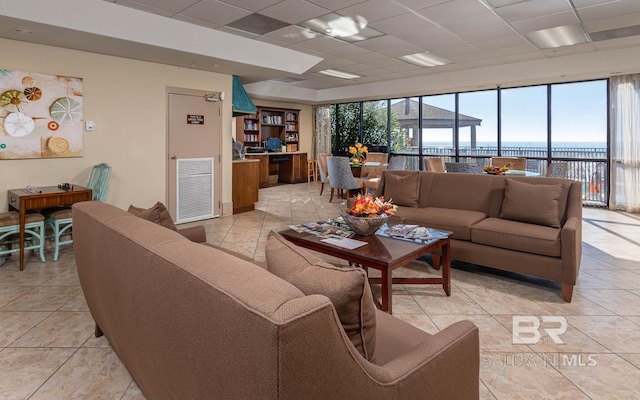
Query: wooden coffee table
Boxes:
[{"xmin": 278, "ymin": 229, "xmax": 451, "ymax": 314}]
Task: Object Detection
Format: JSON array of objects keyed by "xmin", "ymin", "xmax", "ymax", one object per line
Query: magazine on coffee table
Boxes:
[
  {"xmin": 320, "ymin": 237, "xmax": 368, "ymax": 249},
  {"xmin": 376, "ymin": 224, "xmax": 452, "ymax": 243},
  {"xmin": 288, "ymin": 217, "xmax": 354, "ymax": 239}
]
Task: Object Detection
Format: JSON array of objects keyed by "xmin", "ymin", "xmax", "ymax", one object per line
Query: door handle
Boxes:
[{"xmin": 170, "ymin": 154, "xmax": 177, "ymax": 160}]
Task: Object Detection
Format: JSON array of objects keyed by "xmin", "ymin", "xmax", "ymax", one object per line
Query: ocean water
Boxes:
[{"xmin": 424, "ymin": 141, "xmax": 606, "ymax": 149}]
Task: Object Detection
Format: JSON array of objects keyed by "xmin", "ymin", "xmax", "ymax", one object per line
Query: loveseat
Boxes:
[
  {"xmin": 72, "ymin": 201, "xmax": 480, "ymax": 399},
  {"xmin": 373, "ymin": 170, "xmax": 582, "ymax": 302}
]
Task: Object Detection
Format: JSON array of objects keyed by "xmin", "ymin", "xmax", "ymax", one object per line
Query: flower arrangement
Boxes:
[
  {"xmin": 348, "ymin": 194, "xmax": 397, "ymax": 218},
  {"xmin": 349, "ymin": 142, "xmax": 368, "ymax": 165},
  {"xmin": 483, "ymin": 163, "xmax": 511, "ymax": 175}
]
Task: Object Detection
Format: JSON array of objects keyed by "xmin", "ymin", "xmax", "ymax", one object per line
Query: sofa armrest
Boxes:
[
  {"xmin": 177, "ymin": 225, "xmax": 207, "ymax": 243},
  {"xmin": 377, "ymin": 320, "xmax": 479, "ymax": 399},
  {"xmin": 561, "ymin": 216, "xmax": 582, "ymax": 284}
]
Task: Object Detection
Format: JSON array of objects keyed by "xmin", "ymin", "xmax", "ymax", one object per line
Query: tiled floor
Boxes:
[{"xmin": 1, "ymin": 182, "xmax": 640, "ymax": 399}]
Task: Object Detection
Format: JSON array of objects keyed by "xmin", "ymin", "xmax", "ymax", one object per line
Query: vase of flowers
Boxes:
[
  {"xmin": 349, "ymin": 142, "xmax": 368, "ymax": 166},
  {"xmin": 340, "ymin": 194, "xmax": 397, "ymax": 236}
]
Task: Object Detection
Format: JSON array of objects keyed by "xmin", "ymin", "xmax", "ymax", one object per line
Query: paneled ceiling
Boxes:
[{"xmin": 1, "ymin": 0, "xmax": 640, "ymax": 103}]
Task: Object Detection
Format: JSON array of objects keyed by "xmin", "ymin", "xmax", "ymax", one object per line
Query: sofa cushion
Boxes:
[
  {"xmin": 471, "ymin": 217, "xmax": 561, "ymax": 257},
  {"xmin": 128, "ymin": 202, "xmax": 178, "ymax": 231},
  {"xmin": 500, "ymin": 179, "xmax": 565, "ymax": 228},
  {"xmin": 401, "ymin": 207, "xmax": 486, "ymax": 240},
  {"xmin": 384, "ymin": 172, "xmax": 419, "ymax": 207},
  {"xmin": 265, "ymin": 231, "xmax": 377, "ymax": 360}
]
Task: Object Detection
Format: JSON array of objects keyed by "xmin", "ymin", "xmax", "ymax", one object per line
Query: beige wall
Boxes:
[{"xmin": 0, "ymin": 38, "xmax": 234, "ymax": 216}]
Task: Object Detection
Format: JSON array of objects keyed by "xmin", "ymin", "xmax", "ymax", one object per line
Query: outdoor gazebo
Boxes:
[{"xmin": 391, "ymin": 98, "xmax": 482, "ymax": 147}]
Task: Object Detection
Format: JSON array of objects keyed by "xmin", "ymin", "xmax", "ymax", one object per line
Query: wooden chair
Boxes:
[
  {"xmin": 491, "ymin": 157, "xmax": 526, "ymax": 171},
  {"xmin": 326, "ymin": 157, "xmax": 364, "ymax": 203},
  {"xmin": 0, "ymin": 212, "xmax": 46, "ymax": 267},
  {"xmin": 424, "ymin": 157, "xmax": 445, "ymax": 172},
  {"xmin": 44, "ymin": 163, "xmax": 112, "ymax": 261}
]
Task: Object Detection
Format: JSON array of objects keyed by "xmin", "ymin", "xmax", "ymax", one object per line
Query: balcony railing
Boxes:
[{"xmin": 392, "ymin": 145, "xmax": 608, "ymax": 207}]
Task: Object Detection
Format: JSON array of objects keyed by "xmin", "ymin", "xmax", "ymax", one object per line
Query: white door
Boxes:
[{"xmin": 167, "ymin": 88, "xmax": 222, "ymax": 222}]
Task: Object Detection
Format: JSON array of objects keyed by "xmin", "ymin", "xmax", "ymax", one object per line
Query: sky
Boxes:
[{"xmin": 393, "ymin": 80, "xmax": 608, "ymax": 145}]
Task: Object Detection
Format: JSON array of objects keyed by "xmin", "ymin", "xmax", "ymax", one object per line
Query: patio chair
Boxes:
[
  {"xmin": 326, "ymin": 156, "xmax": 364, "ymax": 203},
  {"xmin": 361, "ymin": 152, "xmax": 388, "ymax": 179},
  {"xmin": 44, "ymin": 163, "xmax": 112, "ymax": 261},
  {"xmin": 424, "ymin": 157, "xmax": 445, "ymax": 172},
  {"xmin": 547, "ymin": 162, "xmax": 569, "ymax": 178},
  {"xmin": 445, "ymin": 162, "xmax": 483, "ymax": 174}
]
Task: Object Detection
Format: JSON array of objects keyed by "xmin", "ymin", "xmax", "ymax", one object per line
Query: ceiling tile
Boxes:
[
  {"xmin": 540, "ymin": 42, "xmax": 596, "ymax": 57},
  {"xmin": 438, "ymin": 11, "xmax": 505, "ymax": 34},
  {"xmin": 295, "ymin": 35, "xmax": 346, "ymax": 51},
  {"xmin": 343, "ymin": 50, "xmax": 387, "ymax": 62},
  {"xmin": 459, "ymin": 58, "xmax": 503, "ymax": 68},
  {"xmin": 218, "ymin": 0, "xmax": 283, "ymax": 12},
  {"xmin": 259, "ymin": 0, "xmax": 330, "ymax": 24},
  {"xmin": 365, "ymin": 58, "xmax": 407, "ymax": 69},
  {"xmin": 181, "ymin": 1, "xmax": 251, "ymax": 25},
  {"xmin": 494, "ymin": 0, "xmax": 573, "ymax": 23},
  {"xmin": 496, "ymin": 51, "xmax": 546, "ymax": 63},
  {"xmin": 322, "ymin": 43, "xmax": 371, "ymax": 57},
  {"xmin": 339, "ymin": 64, "xmax": 380, "ymax": 73},
  {"xmin": 254, "ymin": 35, "xmax": 288, "ymax": 46},
  {"xmin": 456, "ymin": 24, "xmax": 517, "ymax": 43},
  {"xmin": 375, "ymin": 72, "xmax": 406, "ymax": 80},
  {"xmin": 396, "ymin": 26, "xmax": 467, "ymax": 50},
  {"xmin": 216, "ymin": 25, "xmax": 260, "ymax": 38},
  {"xmin": 472, "ymin": 35, "xmax": 529, "ymax": 50},
  {"xmin": 584, "ymin": 12, "xmax": 640, "ymax": 32},
  {"xmin": 314, "ymin": 58, "xmax": 358, "ymax": 68},
  {"xmin": 577, "ymin": 0, "xmax": 640, "ymax": 21},
  {"xmin": 485, "ymin": 0, "xmax": 528, "ymax": 7},
  {"xmin": 434, "ymin": 43, "xmax": 481, "ymax": 57},
  {"xmin": 307, "ymin": 0, "xmax": 367, "ymax": 10},
  {"xmin": 353, "ymin": 35, "xmax": 409, "ymax": 51},
  {"xmin": 263, "ymin": 25, "xmax": 319, "ymax": 43},
  {"xmin": 416, "ymin": 0, "xmax": 490, "ymax": 23},
  {"xmin": 383, "ymin": 63, "xmax": 423, "ymax": 73},
  {"xmin": 226, "ymin": 13, "xmax": 289, "ymax": 34},
  {"xmin": 369, "ymin": 12, "xmax": 436, "ymax": 35},
  {"xmin": 572, "ymin": 0, "xmax": 626, "ymax": 8},
  {"xmin": 395, "ymin": 0, "xmax": 454, "ymax": 11},
  {"xmin": 510, "ymin": 11, "xmax": 580, "ymax": 34},
  {"xmin": 129, "ymin": 0, "xmax": 200, "ymax": 13},
  {"xmin": 375, "ymin": 43, "xmax": 424, "ymax": 58},
  {"xmin": 111, "ymin": 0, "xmax": 176, "ymax": 17},
  {"xmin": 173, "ymin": 14, "xmax": 221, "ymax": 29},
  {"xmin": 593, "ymin": 34, "xmax": 640, "ymax": 49},
  {"xmin": 337, "ymin": 0, "xmax": 407, "ymax": 23}
]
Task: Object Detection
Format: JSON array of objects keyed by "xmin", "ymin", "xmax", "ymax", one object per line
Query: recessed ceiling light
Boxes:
[
  {"xmin": 525, "ymin": 24, "xmax": 590, "ymax": 49},
  {"xmin": 299, "ymin": 13, "xmax": 383, "ymax": 42},
  {"xmin": 397, "ymin": 52, "xmax": 451, "ymax": 67},
  {"xmin": 317, "ymin": 69, "xmax": 361, "ymax": 79}
]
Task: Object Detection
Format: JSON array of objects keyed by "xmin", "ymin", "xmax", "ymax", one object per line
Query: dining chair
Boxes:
[
  {"xmin": 326, "ymin": 156, "xmax": 364, "ymax": 203},
  {"xmin": 491, "ymin": 157, "xmax": 526, "ymax": 171},
  {"xmin": 317, "ymin": 153, "xmax": 331, "ymax": 196},
  {"xmin": 0, "ymin": 211, "xmax": 46, "ymax": 267},
  {"xmin": 424, "ymin": 157, "xmax": 445, "ymax": 172},
  {"xmin": 388, "ymin": 156, "xmax": 407, "ymax": 170},
  {"xmin": 547, "ymin": 162, "xmax": 569, "ymax": 178},
  {"xmin": 44, "ymin": 163, "xmax": 112, "ymax": 261},
  {"xmin": 445, "ymin": 162, "xmax": 483, "ymax": 174}
]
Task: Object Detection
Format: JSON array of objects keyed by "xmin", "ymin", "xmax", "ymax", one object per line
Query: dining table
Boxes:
[{"xmin": 7, "ymin": 185, "xmax": 92, "ymax": 270}]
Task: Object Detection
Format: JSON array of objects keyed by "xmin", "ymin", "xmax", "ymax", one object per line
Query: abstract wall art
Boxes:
[{"xmin": 0, "ymin": 68, "xmax": 83, "ymax": 159}]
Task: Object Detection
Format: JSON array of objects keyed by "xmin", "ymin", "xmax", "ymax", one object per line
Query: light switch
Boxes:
[{"xmin": 85, "ymin": 121, "xmax": 95, "ymax": 131}]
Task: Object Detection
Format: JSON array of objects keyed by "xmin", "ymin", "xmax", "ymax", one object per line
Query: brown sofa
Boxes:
[
  {"xmin": 72, "ymin": 201, "xmax": 480, "ymax": 400},
  {"xmin": 372, "ymin": 170, "xmax": 582, "ymax": 302}
]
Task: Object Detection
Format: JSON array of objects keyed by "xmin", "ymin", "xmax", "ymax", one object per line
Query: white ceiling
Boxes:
[{"xmin": 1, "ymin": 0, "xmax": 640, "ymax": 104}]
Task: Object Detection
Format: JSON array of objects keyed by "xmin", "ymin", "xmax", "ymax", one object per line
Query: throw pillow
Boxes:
[
  {"xmin": 128, "ymin": 202, "xmax": 178, "ymax": 231},
  {"xmin": 500, "ymin": 179, "xmax": 565, "ymax": 228},
  {"xmin": 384, "ymin": 172, "xmax": 420, "ymax": 207},
  {"xmin": 265, "ymin": 231, "xmax": 377, "ymax": 361}
]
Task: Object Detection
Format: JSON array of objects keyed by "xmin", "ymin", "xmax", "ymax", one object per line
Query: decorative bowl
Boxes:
[{"xmin": 340, "ymin": 210, "xmax": 388, "ymax": 236}]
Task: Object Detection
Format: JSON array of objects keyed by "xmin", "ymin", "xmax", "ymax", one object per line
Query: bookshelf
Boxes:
[{"xmin": 236, "ymin": 107, "xmax": 300, "ymax": 152}]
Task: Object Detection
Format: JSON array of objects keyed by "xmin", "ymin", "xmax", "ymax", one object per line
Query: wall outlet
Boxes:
[{"xmin": 85, "ymin": 121, "xmax": 95, "ymax": 131}]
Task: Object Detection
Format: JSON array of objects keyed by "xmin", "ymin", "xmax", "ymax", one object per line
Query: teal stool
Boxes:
[{"xmin": 0, "ymin": 211, "xmax": 46, "ymax": 267}]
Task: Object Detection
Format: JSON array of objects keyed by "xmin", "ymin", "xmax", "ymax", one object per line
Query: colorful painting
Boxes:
[{"xmin": 0, "ymin": 68, "xmax": 83, "ymax": 159}]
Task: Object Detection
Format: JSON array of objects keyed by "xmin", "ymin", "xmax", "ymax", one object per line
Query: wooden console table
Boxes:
[{"xmin": 7, "ymin": 186, "xmax": 92, "ymax": 270}]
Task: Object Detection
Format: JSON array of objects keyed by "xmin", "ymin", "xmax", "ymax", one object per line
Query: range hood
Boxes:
[{"xmin": 232, "ymin": 75, "xmax": 257, "ymax": 116}]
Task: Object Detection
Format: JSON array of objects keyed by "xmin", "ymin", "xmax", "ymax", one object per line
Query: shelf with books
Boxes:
[{"xmin": 235, "ymin": 107, "xmax": 300, "ymax": 150}]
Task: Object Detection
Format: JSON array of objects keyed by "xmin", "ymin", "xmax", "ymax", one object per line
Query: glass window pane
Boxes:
[
  {"xmin": 551, "ymin": 80, "xmax": 607, "ymax": 159},
  {"xmin": 422, "ymin": 94, "xmax": 456, "ymax": 155},
  {"xmin": 362, "ymin": 100, "xmax": 388, "ymax": 153},
  {"xmin": 501, "ymin": 86, "xmax": 548, "ymax": 164},
  {"xmin": 334, "ymin": 102, "xmax": 360, "ymax": 155},
  {"xmin": 459, "ymin": 90, "xmax": 497, "ymax": 166},
  {"xmin": 390, "ymin": 97, "xmax": 418, "ymax": 156}
]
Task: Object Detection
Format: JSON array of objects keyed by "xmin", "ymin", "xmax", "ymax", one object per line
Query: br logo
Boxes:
[{"xmin": 512, "ymin": 316, "xmax": 568, "ymax": 344}]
